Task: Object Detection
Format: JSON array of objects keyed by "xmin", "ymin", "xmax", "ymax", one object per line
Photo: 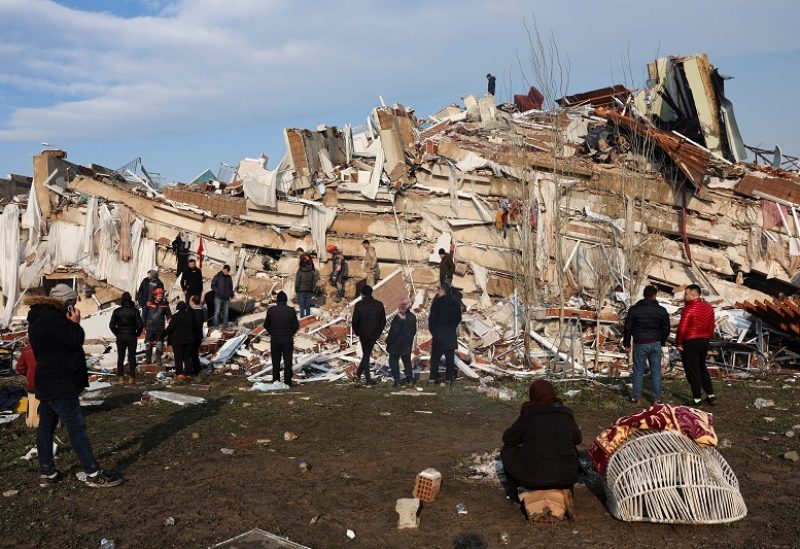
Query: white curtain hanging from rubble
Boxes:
[
  {"xmin": 240, "ymin": 157, "xmax": 278, "ymax": 209},
  {"xmin": 0, "ymin": 205, "xmax": 21, "ymax": 327},
  {"xmin": 308, "ymin": 204, "xmax": 337, "ymax": 262},
  {"xmin": 470, "ymin": 261, "xmax": 492, "ymax": 309},
  {"xmin": 20, "ymin": 183, "xmax": 41, "ymax": 254},
  {"xmin": 82, "ymin": 197, "xmax": 99, "ymax": 260},
  {"xmin": 48, "ymin": 222, "xmax": 83, "ymax": 266},
  {"xmin": 364, "ymin": 137, "xmax": 384, "ymax": 200},
  {"xmin": 19, "ymin": 241, "xmax": 48, "ymax": 291}
]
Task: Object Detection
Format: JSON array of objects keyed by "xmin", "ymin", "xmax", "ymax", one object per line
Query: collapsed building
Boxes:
[{"xmin": 1, "ymin": 52, "xmax": 799, "ymax": 380}]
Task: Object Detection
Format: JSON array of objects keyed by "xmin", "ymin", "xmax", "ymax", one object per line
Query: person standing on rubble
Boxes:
[
  {"xmin": 486, "ymin": 73, "xmax": 496, "ymax": 96},
  {"xmin": 27, "ymin": 284, "xmax": 122, "ymax": 488},
  {"xmin": 263, "ymin": 291, "xmax": 300, "ymax": 386},
  {"xmin": 386, "ymin": 297, "xmax": 417, "ymax": 386},
  {"xmin": 330, "ymin": 249, "xmax": 349, "ymax": 302},
  {"xmin": 136, "ymin": 269, "xmax": 164, "ymax": 310},
  {"xmin": 362, "ymin": 239, "xmax": 379, "ymax": 286},
  {"xmin": 438, "ymin": 248, "xmax": 455, "ymax": 288},
  {"xmin": 165, "ymin": 302, "xmax": 196, "ymax": 380},
  {"xmin": 676, "ymin": 284, "xmax": 717, "ymax": 406},
  {"xmin": 211, "ymin": 264, "xmax": 235, "ymax": 328},
  {"xmin": 352, "ymin": 285, "xmax": 386, "ymax": 385},
  {"xmin": 295, "ymin": 255, "xmax": 316, "ymax": 318},
  {"xmin": 428, "ymin": 284, "xmax": 462, "ymax": 385},
  {"xmin": 623, "ymin": 285, "xmax": 670, "ymax": 404},
  {"xmin": 180, "ymin": 258, "xmax": 203, "ymax": 305},
  {"xmin": 172, "ymin": 233, "xmax": 191, "ymax": 278},
  {"xmin": 109, "ymin": 291, "xmax": 144, "ymax": 382},
  {"xmin": 189, "ymin": 295, "xmax": 206, "ymax": 375},
  {"xmin": 143, "ymin": 287, "xmax": 171, "ymax": 367}
]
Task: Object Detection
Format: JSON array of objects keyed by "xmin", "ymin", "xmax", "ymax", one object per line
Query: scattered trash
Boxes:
[
  {"xmin": 395, "ymin": 498, "xmax": 421, "ymax": 529},
  {"xmin": 76, "ymin": 472, "xmax": 88, "ymax": 482},
  {"xmin": 99, "ymin": 539, "xmax": 115, "ymax": 549},
  {"xmin": 310, "ymin": 515, "xmax": 319, "ymax": 525},
  {"xmin": 787, "ymin": 431, "xmax": 796, "ymax": 438},
  {"xmin": 564, "ymin": 389, "xmax": 581, "ymax": 398},
  {"xmin": 456, "ymin": 503, "xmax": 468, "ymax": 515},
  {"xmin": 191, "ymin": 432, "xmax": 200, "ymax": 439},
  {"xmin": 0, "ymin": 414, "xmax": 20, "ymax": 425},
  {"xmin": 299, "ymin": 460, "xmax": 310, "ymax": 473},
  {"xmin": 718, "ymin": 438, "xmax": 732, "ymax": 449},
  {"xmin": 252, "ymin": 381, "xmax": 290, "ymax": 392},
  {"xmin": 414, "ymin": 410, "xmax": 433, "ymax": 414},
  {"xmin": 284, "ymin": 431, "xmax": 298, "ymax": 442},
  {"xmin": 164, "ymin": 517, "xmax": 175, "ymax": 526},
  {"xmin": 21, "ymin": 443, "xmax": 57, "ymax": 461},
  {"xmin": 754, "ymin": 398, "xmax": 775, "ymax": 409},
  {"xmin": 379, "ymin": 412, "xmax": 392, "ymax": 416},
  {"xmin": 784, "ymin": 451, "xmax": 799, "ymax": 462},
  {"xmin": 499, "ymin": 532, "xmax": 510, "ymax": 545},
  {"xmin": 764, "ymin": 417, "xmax": 776, "ymax": 423},
  {"xmin": 345, "ymin": 529, "xmax": 355, "ymax": 540},
  {"xmin": 2, "ymin": 490, "xmax": 19, "ymax": 497},
  {"xmin": 221, "ymin": 448, "xmax": 235, "ymax": 455},
  {"xmin": 155, "ymin": 372, "xmax": 167, "ymax": 382},
  {"xmin": 146, "ymin": 391, "xmax": 206, "ymax": 406}
]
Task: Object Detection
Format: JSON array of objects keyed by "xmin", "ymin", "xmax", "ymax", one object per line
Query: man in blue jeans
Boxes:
[
  {"xmin": 623, "ymin": 285, "xmax": 670, "ymax": 404},
  {"xmin": 211, "ymin": 264, "xmax": 234, "ymax": 328},
  {"xmin": 27, "ymin": 284, "xmax": 121, "ymax": 487}
]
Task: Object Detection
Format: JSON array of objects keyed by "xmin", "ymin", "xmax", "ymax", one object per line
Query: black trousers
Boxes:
[
  {"xmin": 116, "ymin": 337, "xmax": 137, "ymax": 377},
  {"xmin": 430, "ymin": 343, "xmax": 455, "ymax": 381},
  {"xmin": 172, "ymin": 343, "xmax": 193, "ymax": 376},
  {"xmin": 389, "ymin": 354, "xmax": 412, "ymax": 382},
  {"xmin": 681, "ymin": 338, "xmax": 714, "ymax": 400},
  {"xmin": 357, "ymin": 338, "xmax": 377, "ymax": 381},
  {"xmin": 271, "ymin": 339, "xmax": 294, "ymax": 385},
  {"xmin": 190, "ymin": 341, "xmax": 202, "ymax": 375}
]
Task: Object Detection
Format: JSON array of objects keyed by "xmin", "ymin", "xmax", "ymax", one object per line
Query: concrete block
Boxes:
[{"xmin": 395, "ymin": 498, "xmax": 420, "ymax": 529}]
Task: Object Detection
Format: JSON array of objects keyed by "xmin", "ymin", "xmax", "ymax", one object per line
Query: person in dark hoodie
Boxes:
[
  {"xmin": 428, "ymin": 283, "xmax": 462, "ymax": 385},
  {"xmin": 263, "ymin": 291, "xmax": 300, "ymax": 386},
  {"xmin": 623, "ymin": 285, "xmax": 670, "ymax": 404},
  {"xmin": 165, "ymin": 301, "xmax": 196, "ymax": 379},
  {"xmin": 27, "ymin": 284, "xmax": 121, "ymax": 488},
  {"xmin": 109, "ymin": 291, "xmax": 144, "ymax": 382},
  {"xmin": 386, "ymin": 297, "xmax": 417, "ymax": 386},
  {"xmin": 438, "ymin": 248, "xmax": 455, "ymax": 288},
  {"xmin": 295, "ymin": 255, "xmax": 316, "ymax": 318},
  {"xmin": 188, "ymin": 295, "xmax": 206, "ymax": 375},
  {"xmin": 180, "ymin": 258, "xmax": 204, "ymax": 305},
  {"xmin": 142, "ymin": 287, "xmax": 171, "ymax": 366},
  {"xmin": 351, "ymin": 285, "xmax": 386, "ymax": 384},
  {"xmin": 136, "ymin": 269, "xmax": 164, "ymax": 309},
  {"xmin": 211, "ymin": 264, "xmax": 234, "ymax": 328},
  {"xmin": 501, "ymin": 380, "xmax": 582, "ymax": 503}
]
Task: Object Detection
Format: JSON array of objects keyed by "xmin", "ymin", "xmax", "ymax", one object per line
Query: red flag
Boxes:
[{"xmin": 197, "ymin": 236, "xmax": 205, "ymax": 269}]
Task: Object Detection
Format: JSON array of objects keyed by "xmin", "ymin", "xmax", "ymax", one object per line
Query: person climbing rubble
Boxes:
[
  {"xmin": 136, "ymin": 269, "xmax": 164, "ymax": 310},
  {"xmin": 295, "ymin": 255, "xmax": 316, "ymax": 318},
  {"xmin": 362, "ymin": 239, "xmax": 379, "ymax": 286},
  {"xmin": 352, "ymin": 285, "xmax": 386, "ymax": 385},
  {"xmin": 26, "ymin": 283, "xmax": 122, "ymax": 488},
  {"xmin": 437, "ymin": 248, "xmax": 456, "ymax": 293},
  {"xmin": 329, "ymin": 248, "xmax": 349, "ymax": 302},
  {"xmin": 143, "ymin": 287, "xmax": 172, "ymax": 367}
]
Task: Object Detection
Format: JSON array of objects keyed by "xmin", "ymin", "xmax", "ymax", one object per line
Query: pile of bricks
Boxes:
[{"xmin": 164, "ymin": 186, "xmax": 246, "ymax": 217}]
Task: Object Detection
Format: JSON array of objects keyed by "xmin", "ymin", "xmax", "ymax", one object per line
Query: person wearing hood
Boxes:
[
  {"xmin": 27, "ymin": 284, "xmax": 121, "ymax": 488},
  {"xmin": 188, "ymin": 295, "xmax": 206, "ymax": 375},
  {"xmin": 351, "ymin": 285, "xmax": 386, "ymax": 384},
  {"xmin": 386, "ymin": 297, "xmax": 417, "ymax": 386},
  {"xmin": 136, "ymin": 269, "xmax": 164, "ymax": 308},
  {"xmin": 428, "ymin": 284, "xmax": 462, "ymax": 385},
  {"xmin": 165, "ymin": 301, "xmax": 196, "ymax": 379},
  {"xmin": 263, "ymin": 291, "xmax": 300, "ymax": 386},
  {"xmin": 295, "ymin": 255, "xmax": 316, "ymax": 318},
  {"xmin": 142, "ymin": 287, "xmax": 172, "ymax": 366},
  {"xmin": 109, "ymin": 291, "xmax": 144, "ymax": 381},
  {"xmin": 500, "ymin": 380, "xmax": 582, "ymax": 502}
]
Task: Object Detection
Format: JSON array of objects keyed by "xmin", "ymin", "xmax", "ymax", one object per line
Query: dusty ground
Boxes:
[{"xmin": 1, "ymin": 373, "xmax": 799, "ymax": 549}]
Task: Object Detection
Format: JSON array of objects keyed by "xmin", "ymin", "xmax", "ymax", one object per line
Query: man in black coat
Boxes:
[
  {"xmin": 165, "ymin": 301, "xmax": 196, "ymax": 378},
  {"xmin": 438, "ymin": 248, "xmax": 455, "ymax": 288},
  {"xmin": 351, "ymin": 285, "xmax": 386, "ymax": 384},
  {"xmin": 487, "ymin": 73, "xmax": 496, "ymax": 96},
  {"xmin": 27, "ymin": 284, "xmax": 121, "ymax": 488},
  {"xmin": 623, "ymin": 285, "xmax": 670, "ymax": 404},
  {"xmin": 136, "ymin": 269, "xmax": 164, "ymax": 309},
  {"xmin": 108, "ymin": 291, "xmax": 143, "ymax": 381},
  {"xmin": 386, "ymin": 297, "xmax": 416, "ymax": 386},
  {"xmin": 180, "ymin": 258, "xmax": 204, "ymax": 305},
  {"xmin": 501, "ymin": 380, "xmax": 581, "ymax": 502},
  {"xmin": 263, "ymin": 291, "xmax": 300, "ymax": 386},
  {"xmin": 428, "ymin": 284, "xmax": 462, "ymax": 385},
  {"xmin": 211, "ymin": 265, "xmax": 235, "ymax": 328}
]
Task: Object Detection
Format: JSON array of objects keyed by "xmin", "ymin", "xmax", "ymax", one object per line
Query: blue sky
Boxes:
[{"xmin": 1, "ymin": 0, "xmax": 798, "ymax": 182}]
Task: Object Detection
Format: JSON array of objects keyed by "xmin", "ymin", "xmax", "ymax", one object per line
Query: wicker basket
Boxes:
[{"xmin": 605, "ymin": 430, "xmax": 747, "ymax": 524}]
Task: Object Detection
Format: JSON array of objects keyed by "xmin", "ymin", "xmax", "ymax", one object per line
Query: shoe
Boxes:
[
  {"xmin": 691, "ymin": 399, "xmax": 703, "ymax": 407},
  {"xmin": 39, "ymin": 470, "xmax": 63, "ymax": 487},
  {"xmin": 392, "ymin": 380, "xmax": 400, "ymax": 388},
  {"xmin": 629, "ymin": 398, "xmax": 640, "ymax": 404},
  {"xmin": 706, "ymin": 396, "xmax": 717, "ymax": 406},
  {"xmin": 447, "ymin": 380, "xmax": 455, "ymax": 387},
  {"xmin": 177, "ymin": 374, "xmax": 186, "ymax": 380},
  {"xmin": 84, "ymin": 470, "xmax": 123, "ymax": 488}
]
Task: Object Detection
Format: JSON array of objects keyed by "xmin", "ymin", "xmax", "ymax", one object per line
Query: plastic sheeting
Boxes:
[
  {"xmin": 20, "ymin": 183, "xmax": 41, "ymax": 254},
  {"xmin": 0, "ymin": 205, "xmax": 20, "ymax": 327},
  {"xmin": 240, "ymin": 157, "xmax": 278, "ymax": 209}
]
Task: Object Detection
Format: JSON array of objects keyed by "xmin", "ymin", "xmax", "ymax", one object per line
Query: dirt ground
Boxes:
[{"xmin": 1, "ymin": 373, "xmax": 799, "ymax": 549}]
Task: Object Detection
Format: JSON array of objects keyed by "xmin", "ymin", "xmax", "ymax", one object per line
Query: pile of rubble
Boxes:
[{"xmin": 1, "ymin": 52, "xmax": 799, "ymax": 380}]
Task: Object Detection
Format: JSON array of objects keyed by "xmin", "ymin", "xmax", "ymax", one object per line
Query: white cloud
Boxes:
[{"xmin": 0, "ymin": 0, "xmax": 797, "ymax": 142}]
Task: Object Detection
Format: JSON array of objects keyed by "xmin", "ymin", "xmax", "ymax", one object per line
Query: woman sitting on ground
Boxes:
[{"xmin": 501, "ymin": 379, "xmax": 582, "ymax": 502}]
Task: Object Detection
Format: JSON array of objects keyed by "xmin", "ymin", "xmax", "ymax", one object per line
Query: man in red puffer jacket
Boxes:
[{"xmin": 676, "ymin": 284, "xmax": 716, "ymax": 406}]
